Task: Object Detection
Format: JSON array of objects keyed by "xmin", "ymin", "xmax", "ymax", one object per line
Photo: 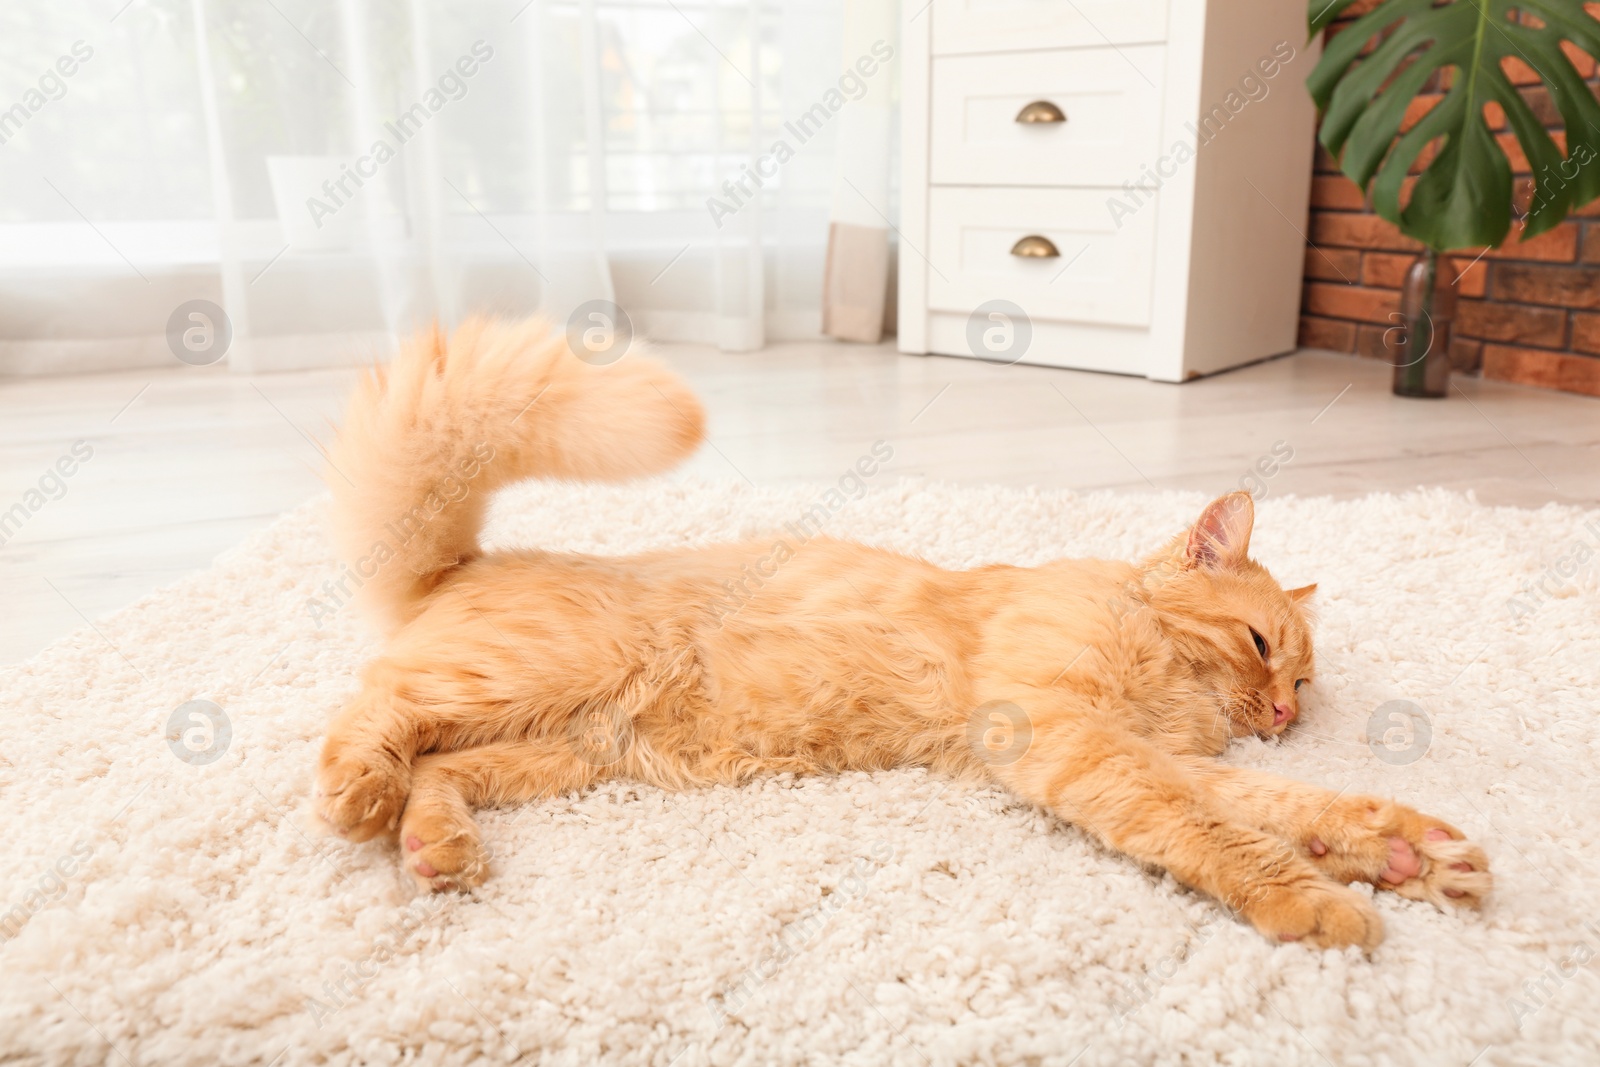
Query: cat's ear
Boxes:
[
  {"xmin": 1184, "ymin": 492, "xmax": 1254, "ymax": 571},
  {"xmin": 1288, "ymin": 583, "xmax": 1318, "ymax": 603}
]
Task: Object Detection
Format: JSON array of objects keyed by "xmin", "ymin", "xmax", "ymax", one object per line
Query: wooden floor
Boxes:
[{"xmin": 2, "ymin": 342, "xmax": 1597, "ymax": 665}]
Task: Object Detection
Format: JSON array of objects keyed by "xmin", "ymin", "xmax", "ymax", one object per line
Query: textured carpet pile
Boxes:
[{"xmin": 2, "ymin": 480, "xmax": 1598, "ymax": 1066}]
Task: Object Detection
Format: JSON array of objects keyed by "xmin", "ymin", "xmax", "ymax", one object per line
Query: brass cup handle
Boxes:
[
  {"xmin": 1014, "ymin": 100, "xmax": 1066, "ymax": 124},
  {"xmin": 1010, "ymin": 235, "xmax": 1060, "ymax": 258}
]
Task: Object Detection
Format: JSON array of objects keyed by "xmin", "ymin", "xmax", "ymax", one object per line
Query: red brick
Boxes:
[
  {"xmin": 1496, "ymin": 131, "xmax": 1534, "ymax": 174},
  {"xmin": 1561, "ymin": 175, "xmax": 1600, "ymax": 217},
  {"xmin": 1298, "ymin": 315, "xmax": 1357, "ymax": 352},
  {"xmin": 1518, "ymin": 86, "xmax": 1562, "ymax": 126},
  {"xmin": 1450, "ymin": 337, "xmax": 1484, "ymax": 373},
  {"xmin": 1490, "ymin": 221, "xmax": 1579, "ymax": 262},
  {"xmin": 1310, "ymin": 213, "xmax": 1424, "ymax": 252},
  {"xmin": 1401, "ymin": 94, "xmax": 1444, "ymax": 133},
  {"xmin": 1449, "ymin": 255, "xmax": 1488, "ymax": 298},
  {"xmin": 1491, "ymin": 263, "xmax": 1600, "ymax": 308},
  {"xmin": 1485, "ymin": 345, "xmax": 1562, "ymax": 387},
  {"xmin": 1355, "ymin": 323, "xmax": 1397, "ymax": 361},
  {"xmin": 1455, "ymin": 300, "xmax": 1568, "ymax": 347},
  {"xmin": 1563, "ymin": 40, "xmax": 1597, "ymax": 77},
  {"xmin": 1305, "ymin": 246, "xmax": 1360, "ymax": 281},
  {"xmin": 1519, "ymin": 173, "xmax": 1600, "ymax": 219},
  {"xmin": 1304, "ymin": 282, "xmax": 1401, "ymax": 323},
  {"xmin": 1573, "ymin": 313, "xmax": 1600, "ymax": 355},
  {"xmin": 1582, "ymin": 224, "xmax": 1600, "ymax": 264},
  {"xmin": 1413, "ymin": 137, "xmax": 1442, "ymax": 173},
  {"xmin": 1311, "ymin": 175, "xmax": 1366, "ymax": 210},
  {"xmin": 1503, "ymin": 56, "xmax": 1544, "ymax": 86},
  {"xmin": 1362, "ymin": 251, "xmax": 1418, "ymax": 288},
  {"xmin": 1491, "ymin": 130, "xmax": 1571, "ymax": 177},
  {"xmin": 1565, "ymin": 355, "xmax": 1600, "ymax": 397},
  {"xmin": 1446, "ymin": 227, "xmax": 1578, "ymax": 270},
  {"xmin": 1514, "ymin": 177, "xmax": 1537, "ymax": 215},
  {"xmin": 1314, "ymin": 144, "xmax": 1341, "ymax": 174},
  {"xmin": 1484, "ymin": 345, "xmax": 1600, "ymax": 397}
]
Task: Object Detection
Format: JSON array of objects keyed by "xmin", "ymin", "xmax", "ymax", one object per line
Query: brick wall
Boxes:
[{"xmin": 1298, "ymin": 9, "xmax": 1600, "ymax": 398}]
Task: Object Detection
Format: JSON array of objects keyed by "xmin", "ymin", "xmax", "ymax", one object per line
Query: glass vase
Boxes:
[{"xmin": 1391, "ymin": 249, "xmax": 1456, "ymax": 398}]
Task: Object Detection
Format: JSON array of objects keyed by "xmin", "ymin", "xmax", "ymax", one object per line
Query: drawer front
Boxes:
[
  {"xmin": 925, "ymin": 187, "xmax": 1158, "ymax": 329},
  {"xmin": 930, "ymin": 47, "xmax": 1165, "ymax": 187},
  {"xmin": 932, "ymin": 0, "xmax": 1168, "ymax": 55}
]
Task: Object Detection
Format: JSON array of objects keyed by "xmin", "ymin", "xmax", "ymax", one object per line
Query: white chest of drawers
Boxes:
[{"xmin": 898, "ymin": 0, "xmax": 1321, "ymax": 381}]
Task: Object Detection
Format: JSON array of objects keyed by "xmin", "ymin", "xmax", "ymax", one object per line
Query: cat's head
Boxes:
[{"xmin": 1144, "ymin": 492, "xmax": 1316, "ymax": 738}]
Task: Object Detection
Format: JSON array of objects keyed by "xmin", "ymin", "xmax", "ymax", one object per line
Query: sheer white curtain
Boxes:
[{"xmin": 0, "ymin": 0, "xmax": 885, "ymax": 374}]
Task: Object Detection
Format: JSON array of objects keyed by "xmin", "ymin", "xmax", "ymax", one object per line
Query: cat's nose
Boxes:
[{"xmin": 1273, "ymin": 703, "xmax": 1295, "ymax": 726}]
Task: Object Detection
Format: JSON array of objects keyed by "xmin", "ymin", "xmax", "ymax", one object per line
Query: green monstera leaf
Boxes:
[{"xmin": 1308, "ymin": 0, "xmax": 1600, "ymax": 251}]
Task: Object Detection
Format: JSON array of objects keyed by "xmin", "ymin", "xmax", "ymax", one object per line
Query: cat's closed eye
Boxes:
[{"xmin": 1249, "ymin": 627, "xmax": 1268, "ymax": 660}]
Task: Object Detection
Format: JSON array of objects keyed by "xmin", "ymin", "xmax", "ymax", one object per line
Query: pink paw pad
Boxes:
[
  {"xmin": 416, "ymin": 860, "xmax": 439, "ymax": 878},
  {"xmin": 1380, "ymin": 837, "xmax": 1422, "ymax": 884},
  {"xmin": 406, "ymin": 835, "xmax": 423, "ymax": 852}
]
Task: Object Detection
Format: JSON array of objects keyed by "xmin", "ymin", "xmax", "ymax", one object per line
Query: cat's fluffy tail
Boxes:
[{"xmin": 326, "ymin": 316, "xmax": 704, "ymax": 635}]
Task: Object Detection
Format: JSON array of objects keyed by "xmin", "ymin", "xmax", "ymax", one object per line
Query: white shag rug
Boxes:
[{"xmin": 3, "ymin": 480, "xmax": 1599, "ymax": 1067}]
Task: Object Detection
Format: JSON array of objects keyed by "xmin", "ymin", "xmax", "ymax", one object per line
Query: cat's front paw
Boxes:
[
  {"xmin": 1380, "ymin": 824, "xmax": 1492, "ymax": 909},
  {"xmin": 399, "ymin": 795, "xmax": 490, "ymax": 892},
  {"xmin": 1241, "ymin": 878, "xmax": 1384, "ymax": 951},
  {"xmin": 315, "ymin": 745, "xmax": 409, "ymax": 842},
  {"xmin": 1308, "ymin": 799, "xmax": 1491, "ymax": 909}
]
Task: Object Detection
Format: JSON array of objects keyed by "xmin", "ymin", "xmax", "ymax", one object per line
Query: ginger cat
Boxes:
[{"xmin": 313, "ymin": 317, "xmax": 1490, "ymax": 949}]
